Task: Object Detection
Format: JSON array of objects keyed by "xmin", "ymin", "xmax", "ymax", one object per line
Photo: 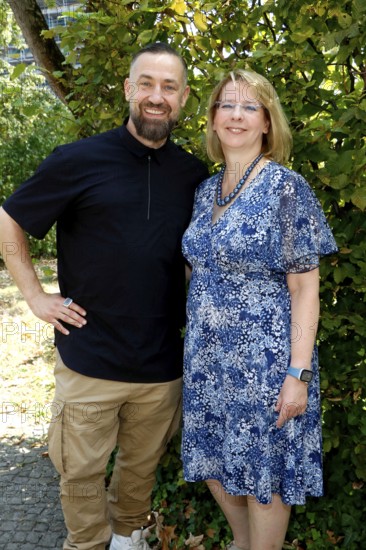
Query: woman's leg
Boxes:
[
  {"xmin": 206, "ymin": 480, "xmax": 249, "ymax": 550},
  {"xmin": 206, "ymin": 481, "xmax": 291, "ymax": 550},
  {"xmin": 247, "ymin": 494, "xmax": 291, "ymax": 550}
]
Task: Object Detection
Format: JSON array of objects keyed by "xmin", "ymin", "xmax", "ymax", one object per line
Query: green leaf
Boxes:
[
  {"xmin": 333, "ymin": 263, "xmax": 356, "ymax": 284},
  {"xmin": 351, "ymin": 187, "xmax": 366, "ymax": 210},
  {"xmin": 10, "ymin": 62, "xmax": 27, "ymax": 80},
  {"xmin": 42, "ymin": 29, "xmax": 56, "ymax": 39},
  {"xmin": 337, "ymin": 12, "xmax": 353, "ymax": 29},
  {"xmin": 137, "ymin": 29, "xmax": 154, "ymax": 45},
  {"xmin": 194, "ymin": 11, "xmax": 208, "ymax": 32},
  {"xmin": 171, "ymin": 0, "xmax": 186, "ymax": 15},
  {"xmin": 75, "ymin": 75, "xmax": 88, "ymax": 84},
  {"xmin": 290, "ymin": 27, "xmax": 315, "ymax": 43}
]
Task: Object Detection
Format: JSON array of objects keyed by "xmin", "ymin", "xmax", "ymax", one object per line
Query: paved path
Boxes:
[{"xmin": 0, "ymin": 423, "xmax": 67, "ymax": 549}]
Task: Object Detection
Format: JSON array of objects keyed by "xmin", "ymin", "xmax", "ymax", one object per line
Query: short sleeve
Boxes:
[
  {"xmin": 270, "ymin": 172, "xmax": 338, "ymax": 273},
  {"xmin": 2, "ymin": 146, "xmax": 77, "ymax": 239}
]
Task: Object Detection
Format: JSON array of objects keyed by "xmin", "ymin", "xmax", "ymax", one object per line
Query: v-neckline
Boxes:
[{"xmin": 211, "ymin": 161, "xmax": 272, "ymax": 226}]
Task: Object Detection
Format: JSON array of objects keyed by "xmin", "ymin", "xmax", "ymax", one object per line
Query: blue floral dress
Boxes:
[{"xmin": 181, "ymin": 161, "xmax": 338, "ymax": 505}]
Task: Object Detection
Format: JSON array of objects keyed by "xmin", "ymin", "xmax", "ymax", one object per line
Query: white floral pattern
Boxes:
[{"xmin": 181, "ymin": 162, "xmax": 338, "ymax": 505}]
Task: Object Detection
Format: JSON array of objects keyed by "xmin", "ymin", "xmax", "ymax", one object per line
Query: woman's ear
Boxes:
[{"xmin": 263, "ymin": 116, "xmax": 270, "ymax": 135}]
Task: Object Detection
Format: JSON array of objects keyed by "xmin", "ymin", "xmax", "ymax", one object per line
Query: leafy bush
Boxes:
[{"xmin": 0, "ymin": 61, "xmax": 70, "ymax": 257}]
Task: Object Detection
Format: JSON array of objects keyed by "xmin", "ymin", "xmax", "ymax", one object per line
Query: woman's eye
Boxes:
[{"xmin": 244, "ymin": 105, "xmax": 257, "ymax": 112}]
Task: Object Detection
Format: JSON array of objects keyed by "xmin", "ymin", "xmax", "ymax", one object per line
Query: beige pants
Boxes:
[{"xmin": 48, "ymin": 352, "xmax": 182, "ymax": 550}]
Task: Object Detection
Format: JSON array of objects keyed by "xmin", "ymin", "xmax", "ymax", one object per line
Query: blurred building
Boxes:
[{"xmin": 2, "ymin": 0, "xmax": 80, "ymax": 66}]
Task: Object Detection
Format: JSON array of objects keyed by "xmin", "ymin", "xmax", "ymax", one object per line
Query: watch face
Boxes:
[{"xmin": 300, "ymin": 370, "xmax": 313, "ymax": 383}]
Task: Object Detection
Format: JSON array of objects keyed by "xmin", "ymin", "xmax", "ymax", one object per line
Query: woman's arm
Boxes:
[
  {"xmin": 275, "ymin": 268, "xmax": 320, "ymax": 428},
  {"xmin": 185, "ymin": 263, "xmax": 192, "ymax": 281}
]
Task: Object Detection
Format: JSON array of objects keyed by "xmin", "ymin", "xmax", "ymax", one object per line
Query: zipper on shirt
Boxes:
[{"xmin": 147, "ymin": 155, "xmax": 151, "ymax": 220}]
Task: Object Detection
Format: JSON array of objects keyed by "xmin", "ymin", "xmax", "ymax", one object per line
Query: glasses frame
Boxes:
[{"xmin": 214, "ymin": 101, "xmax": 264, "ymax": 114}]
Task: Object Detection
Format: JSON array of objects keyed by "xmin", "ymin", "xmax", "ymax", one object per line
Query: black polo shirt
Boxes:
[{"xmin": 3, "ymin": 125, "xmax": 208, "ymax": 382}]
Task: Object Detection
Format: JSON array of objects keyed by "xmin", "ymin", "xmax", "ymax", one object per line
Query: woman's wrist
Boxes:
[{"xmin": 287, "ymin": 366, "xmax": 313, "ymax": 384}]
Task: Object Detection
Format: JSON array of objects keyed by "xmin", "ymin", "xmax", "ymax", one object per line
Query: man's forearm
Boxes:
[{"xmin": 0, "ymin": 207, "xmax": 44, "ymax": 309}]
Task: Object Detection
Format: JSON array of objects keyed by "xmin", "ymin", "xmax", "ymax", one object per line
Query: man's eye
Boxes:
[{"xmin": 140, "ymin": 81, "xmax": 152, "ymax": 88}]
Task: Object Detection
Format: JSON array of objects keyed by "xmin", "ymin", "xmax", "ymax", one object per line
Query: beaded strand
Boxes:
[{"xmin": 216, "ymin": 153, "xmax": 264, "ymax": 207}]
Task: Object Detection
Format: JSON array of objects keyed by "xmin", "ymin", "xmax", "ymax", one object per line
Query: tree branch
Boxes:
[{"xmin": 6, "ymin": 0, "xmax": 74, "ymax": 103}]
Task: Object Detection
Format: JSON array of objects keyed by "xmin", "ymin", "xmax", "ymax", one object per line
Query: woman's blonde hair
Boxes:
[{"xmin": 206, "ymin": 69, "xmax": 293, "ymax": 164}]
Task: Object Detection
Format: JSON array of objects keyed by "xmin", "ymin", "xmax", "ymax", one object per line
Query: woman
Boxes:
[{"xmin": 181, "ymin": 70, "xmax": 338, "ymax": 550}]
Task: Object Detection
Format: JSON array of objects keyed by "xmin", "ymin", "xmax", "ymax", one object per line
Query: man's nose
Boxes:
[{"xmin": 148, "ymin": 86, "xmax": 164, "ymax": 103}]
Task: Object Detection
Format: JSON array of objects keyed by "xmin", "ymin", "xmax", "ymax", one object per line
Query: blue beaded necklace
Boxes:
[{"xmin": 216, "ymin": 153, "xmax": 264, "ymax": 207}]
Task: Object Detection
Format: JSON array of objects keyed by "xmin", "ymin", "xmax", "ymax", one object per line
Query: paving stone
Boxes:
[
  {"xmin": 0, "ymin": 531, "xmax": 12, "ymax": 543},
  {"xmin": 13, "ymin": 530, "xmax": 28, "ymax": 542},
  {"xmin": 0, "ymin": 522, "xmax": 15, "ymax": 532},
  {"xmin": 0, "ymin": 436, "xmax": 67, "ymax": 549},
  {"xmin": 26, "ymin": 531, "xmax": 42, "ymax": 544}
]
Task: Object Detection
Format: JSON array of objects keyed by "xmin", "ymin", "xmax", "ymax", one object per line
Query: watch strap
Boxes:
[
  {"xmin": 287, "ymin": 366, "xmax": 302, "ymax": 379},
  {"xmin": 287, "ymin": 366, "xmax": 313, "ymax": 383}
]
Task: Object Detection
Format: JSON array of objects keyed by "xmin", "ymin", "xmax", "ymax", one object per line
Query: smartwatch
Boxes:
[{"xmin": 287, "ymin": 366, "xmax": 313, "ymax": 384}]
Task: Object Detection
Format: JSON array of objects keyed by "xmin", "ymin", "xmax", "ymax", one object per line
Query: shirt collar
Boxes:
[{"xmin": 118, "ymin": 123, "xmax": 171, "ymax": 164}]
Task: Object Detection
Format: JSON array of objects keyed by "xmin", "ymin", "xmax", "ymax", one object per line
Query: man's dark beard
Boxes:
[{"xmin": 131, "ymin": 110, "xmax": 177, "ymax": 142}]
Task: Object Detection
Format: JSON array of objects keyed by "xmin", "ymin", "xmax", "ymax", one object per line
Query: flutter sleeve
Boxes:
[{"xmin": 270, "ymin": 171, "xmax": 338, "ymax": 274}]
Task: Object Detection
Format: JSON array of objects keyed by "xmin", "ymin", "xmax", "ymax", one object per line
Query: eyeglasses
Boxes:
[{"xmin": 215, "ymin": 101, "xmax": 264, "ymax": 114}]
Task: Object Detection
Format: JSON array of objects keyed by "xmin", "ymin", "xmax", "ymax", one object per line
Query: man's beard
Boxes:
[{"xmin": 130, "ymin": 106, "xmax": 177, "ymax": 142}]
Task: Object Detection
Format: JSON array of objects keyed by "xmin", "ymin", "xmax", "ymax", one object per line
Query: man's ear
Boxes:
[
  {"xmin": 180, "ymin": 85, "xmax": 190, "ymax": 107},
  {"xmin": 124, "ymin": 77, "xmax": 137, "ymax": 102}
]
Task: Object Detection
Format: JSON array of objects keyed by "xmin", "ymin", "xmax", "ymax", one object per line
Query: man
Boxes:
[{"xmin": 0, "ymin": 42, "xmax": 208, "ymax": 550}]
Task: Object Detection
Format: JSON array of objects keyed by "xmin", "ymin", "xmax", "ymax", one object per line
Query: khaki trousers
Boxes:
[{"xmin": 48, "ymin": 352, "xmax": 182, "ymax": 550}]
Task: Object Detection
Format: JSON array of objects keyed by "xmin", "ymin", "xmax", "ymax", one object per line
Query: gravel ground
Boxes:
[{"xmin": 0, "ymin": 260, "xmax": 68, "ymax": 549}]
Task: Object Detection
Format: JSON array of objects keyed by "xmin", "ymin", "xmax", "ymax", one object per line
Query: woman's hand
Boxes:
[{"xmin": 275, "ymin": 375, "xmax": 308, "ymax": 428}]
